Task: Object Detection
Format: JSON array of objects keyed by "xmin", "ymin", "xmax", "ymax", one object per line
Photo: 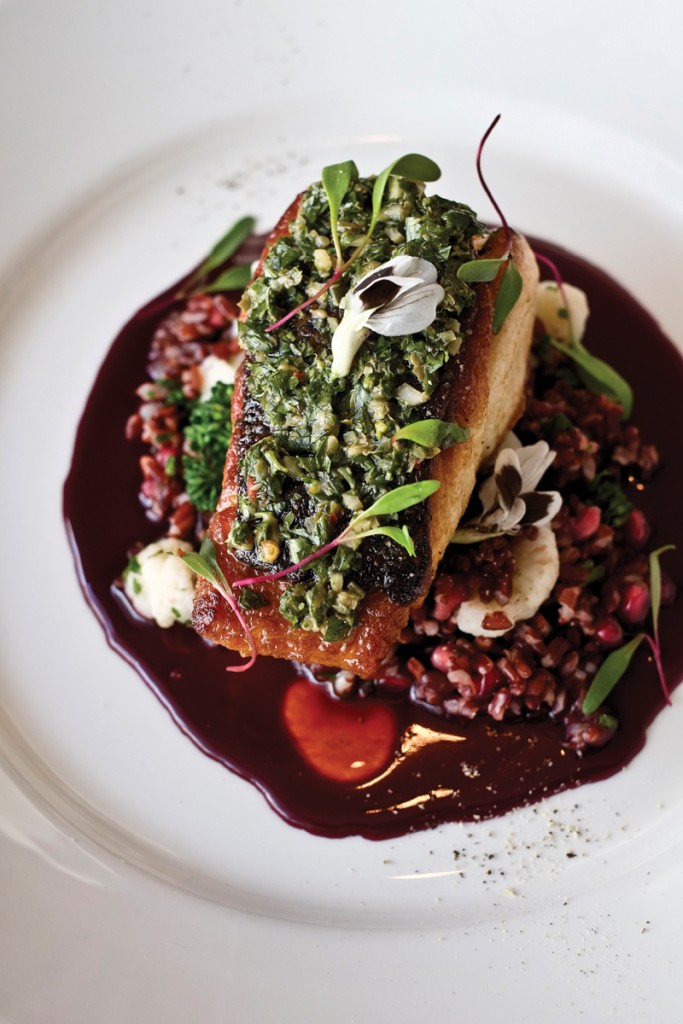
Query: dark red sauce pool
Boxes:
[{"xmin": 63, "ymin": 239, "xmax": 683, "ymax": 840}]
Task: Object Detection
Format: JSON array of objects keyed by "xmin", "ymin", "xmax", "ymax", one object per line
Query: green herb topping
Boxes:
[{"xmin": 233, "ymin": 171, "xmax": 482, "ymax": 637}]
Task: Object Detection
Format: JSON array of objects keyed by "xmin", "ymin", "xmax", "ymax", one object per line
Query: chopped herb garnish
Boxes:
[
  {"xmin": 586, "ymin": 473, "xmax": 632, "ymax": 527},
  {"xmin": 182, "ymin": 381, "xmax": 234, "ymax": 514},
  {"xmin": 126, "ymin": 555, "xmax": 141, "ymax": 576}
]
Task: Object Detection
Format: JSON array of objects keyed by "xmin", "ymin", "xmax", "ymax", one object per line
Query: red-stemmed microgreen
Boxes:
[
  {"xmin": 232, "ymin": 479, "xmax": 440, "ymax": 590},
  {"xmin": 393, "ymin": 418, "xmax": 469, "ymax": 451},
  {"xmin": 456, "ymin": 114, "xmax": 522, "ymax": 335},
  {"xmin": 179, "ymin": 215, "xmax": 256, "ymax": 297},
  {"xmin": 180, "ymin": 537, "xmax": 257, "ymax": 672},
  {"xmin": 534, "ymin": 251, "xmax": 634, "ymax": 418},
  {"xmin": 265, "ymin": 154, "xmax": 441, "ymax": 333},
  {"xmin": 582, "ymin": 544, "xmax": 676, "ymax": 715}
]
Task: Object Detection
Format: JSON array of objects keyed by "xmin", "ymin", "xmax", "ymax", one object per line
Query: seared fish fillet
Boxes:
[{"xmin": 193, "ymin": 189, "xmax": 538, "ymax": 677}]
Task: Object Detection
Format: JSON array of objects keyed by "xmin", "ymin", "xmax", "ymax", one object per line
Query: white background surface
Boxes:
[{"xmin": 1, "ymin": 1, "xmax": 683, "ymax": 1021}]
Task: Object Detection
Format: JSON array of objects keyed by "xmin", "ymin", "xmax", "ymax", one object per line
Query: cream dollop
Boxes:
[
  {"xmin": 536, "ymin": 280, "xmax": 589, "ymax": 344},
  {"xmin": 198, "ymin": 352, "xmax": 243, "ymax": 400},
  {"xmin": 124, "ymin": 538, "xmax": 196, "ymax": 628}
]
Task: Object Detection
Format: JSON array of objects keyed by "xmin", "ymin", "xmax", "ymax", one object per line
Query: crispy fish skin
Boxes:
[{"xmin": 193, "ymin": 209, "xmax": 538, "ymax": 677}]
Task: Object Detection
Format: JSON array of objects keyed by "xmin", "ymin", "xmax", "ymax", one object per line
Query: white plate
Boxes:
[{"xmin": 2, "ymin": 1, "xmax": 683, "ymax": 1021}]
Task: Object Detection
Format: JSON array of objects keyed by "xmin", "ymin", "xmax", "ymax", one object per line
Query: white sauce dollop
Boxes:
[
  {"xmin": 124, "ymin": 538, "xmax": 196, "ymax": 628},
  {"xmin": 536, "ymin": 281, "xmax": 589, "ymax": 344},
  {"xmin": 198, "ymin": 352, "xmax": 243, "ymax": 401}
]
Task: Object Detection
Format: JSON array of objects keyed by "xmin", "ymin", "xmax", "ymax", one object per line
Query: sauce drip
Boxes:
[{"xmin": 63, "ymin": 240, "xmax": 683, "ymax": 840}]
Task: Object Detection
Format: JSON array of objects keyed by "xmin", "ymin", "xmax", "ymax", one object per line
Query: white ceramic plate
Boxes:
[{"xmin": 2, "ymin": 2, "xmax": 683, "ymax": 1021}]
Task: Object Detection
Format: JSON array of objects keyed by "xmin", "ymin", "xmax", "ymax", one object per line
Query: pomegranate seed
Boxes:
[
  {"xmin": 379, "ymin": 674, "xmax": 411, "ymax": 692},
  {"xmin": 573, "ymin": 505, "xmax": 601, "ymax": 541},
  {"xmin": 432, "ymin": 574, "xmax": 469, "ymax": 621},
  {"xmin": 623, "ymin": 508, "xmax": 651, "ymax": 549},
  {"xmin": 471, "ymin": 652, "xmax": 494, "ymax": 675},
  {"xmin": 594, "ymin": 616, "xmax": 624, "ymax": 648},
  {"xmin": 618, "ymin": 582, "xmax": 651, "ymax": 624}
]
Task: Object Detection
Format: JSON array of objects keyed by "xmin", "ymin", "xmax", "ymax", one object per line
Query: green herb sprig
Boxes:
[
  {"xmin": 455, "ymin": 115, "xmax": 522, "ymax": 335},
  {"xmin": 535, "ymin": 251, "xmax": 633, "ymax": 419},
  {"xmin": 582, "ymin": 544, "xmax": 676, "ymax": 715},
  {"xmin": 180, "ymin": 537, "xmax": 257, "ymax": 672},
  {"xmin": 549, "ymin": 337, "xmax": 633, "ymax": 419},
  {"xmin": 180, "ymin": 215, "xmax": 255, "ymax": 297},
  {"xmin": 265, "ymin": 154, "xmax": 441, "ymax": 333}
]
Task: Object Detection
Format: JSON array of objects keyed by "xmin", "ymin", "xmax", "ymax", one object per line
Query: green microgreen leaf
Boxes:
[
  {"xmin": 349, "ymin": 524, "xmax": 416, "ymax": 557},
  {"xmin": 549, "ymin": 338, "xmax": 633, "ymax": 419},
  {"xmin": 193, "ymin": 216, "xmax": 256, "ymax": 278},
  {"xmin": 181, "ymin": 536, "xmax": 230, "ymax": 593},
  {"xmin": 369, "ymin": 153, "xmax": 441, "ymax": 235},
  {"xmin": 582, "ymin": 634, "xmax": 644, "ymax": 716},
  {"xmin": 393, "ymin": 418, "xmax": 469, "ymax": 450},
  {"xmin": 202, "ymin": 264, "xmax": 252, "ymax": 294},
  {"xmin": 180, "ymin": 538, "xmax": 258, "ymax": 673},
  {"xmin": 355, "ymin": 479, "xmax": 441, "ymax": 522},
  {"xmin": 649, "ymin": 544, "xmax": 676, "ymax": 645},
  {"xmin": 321, "ymin": 160, "xmax": 359, "ymax": 267},
  {"xmin": 451, "ymin": 527, "xmax": 503, "ymax": 545},
  {"xmin": 457, "ymin": 257, "xmax": 507, "ymax": 284},
  {"xmin": 492, "ymin": 259, "xmax": 523, "ymax": 334}
]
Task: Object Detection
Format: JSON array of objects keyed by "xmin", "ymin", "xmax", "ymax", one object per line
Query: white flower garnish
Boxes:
[
  {"xmin": 476, "ymin": 436, "xmax": 563, "ymax": 534},
  {"xmin": 330, "ymin": 255, "xmax": 445, "ymax": 378},
  {"xmin": 454, "ymin": 434, "xmax": 562, "ymax": 542}
]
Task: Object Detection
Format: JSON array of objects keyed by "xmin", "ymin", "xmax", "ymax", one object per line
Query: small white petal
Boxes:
[
  {"xmin": 520, "ymin": 489, "xmax": 563, "ymax": 527},
  {"xmin": 367, "ymin": 282, "xmax": 445, "ymax": 336},
  {"xmin": 516, "ymin": 440, "xmax": 555, "ymax": 493},
  {"xmin": 330, "ymin": 309, "xmax": 371, "ymax": 378},
  {"xmin": 483, "ymin": 496, "xmax": 527, "ymax": 533},
  {"xmin": 490, "ymin": 448, "xmax": 523, "ymax": 513},
  {"xmin": 356, "ymin": 272, "xmax": 426, "ymax": 307},
  {"xmin": 360, "ymin": 255, "xmax": 438, "ymax": 286}
]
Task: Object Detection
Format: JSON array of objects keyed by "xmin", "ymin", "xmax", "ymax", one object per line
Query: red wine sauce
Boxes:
[{"xmin": 63, "ymin": 240, "xmax": 683, "ymax": 840}]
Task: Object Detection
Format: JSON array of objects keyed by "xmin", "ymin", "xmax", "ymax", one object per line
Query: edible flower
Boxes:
[
  {"xmin": 330, "ymin": 256, "xmax": 445, "ymax": 378},
  {"xmin": 453, "ymin": 436, "xmax": 562, "ymax": 542},
  {"xmin": 477, "ymin": 437, "xmax": 562, "ymax": 532}
]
